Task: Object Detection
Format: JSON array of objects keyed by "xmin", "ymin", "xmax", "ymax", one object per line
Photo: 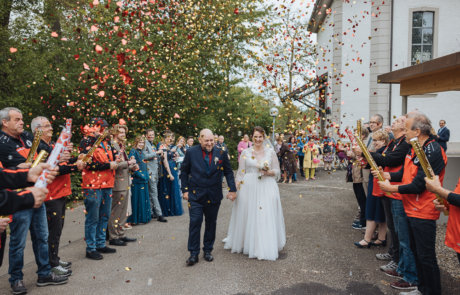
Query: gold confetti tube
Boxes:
[
  {"xmin": 355, "ymin": 131, "xmax": 392, "ymax": 197},
  {"xmin": 357, "ymin": 120, "xmax": 362, "ymax": 139},
  {"xmin": 82, "ymin": 129, "xmax": 110, "ymax": 163},
  {"xmin": 31, "ymin": 150, "xmax": 49, "ymax": 168},
  {"xmin": 25, "ymin": 129, "xmax": 43, "ymax": 163},
  {"xmin": 409, "ymin": 137, "xmax": 448, "ymax": 216}
]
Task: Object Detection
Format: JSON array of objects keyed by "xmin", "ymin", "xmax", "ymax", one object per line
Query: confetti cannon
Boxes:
[{"xmin": 409, "ymin": 137, "xmax": 448, "ymax": 216}]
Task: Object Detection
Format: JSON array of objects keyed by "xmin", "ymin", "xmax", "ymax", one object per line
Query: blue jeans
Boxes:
[
  {"xmin": 391, "ymin": 199, "xmax": 418, "ymax": 284},
  {"xmin": 8, "ymin": 204, "xmax": 50, "ymax": 283},
  {"xmin": 83, "ymin": 188, "xmax": 112, "ymax": 252}
]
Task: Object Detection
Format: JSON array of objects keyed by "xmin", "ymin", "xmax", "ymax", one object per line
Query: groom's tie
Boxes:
[{"xmin": 204, "ymin": 151, "xmax": 210, "ymax": 174}]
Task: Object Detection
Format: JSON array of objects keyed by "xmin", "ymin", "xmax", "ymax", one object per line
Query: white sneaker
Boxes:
[
  {"xmin": 380, "ymin": 260, "xmax": 398, "ymax": 272},
  {"xmin": 399, "ymin": 289, "xmax": 421, "ymax": 295},
  {"xmin": 376, "ymin": 252, "xmax": 393, "ymax": 261},
  {"xmin": 51, "ymin": 265, "xmax": 72, "ymax": 277}
]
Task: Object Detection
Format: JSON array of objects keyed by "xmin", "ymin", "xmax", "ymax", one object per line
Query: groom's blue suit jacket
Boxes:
[{"xmin": 180, "ymin": 145, "xmax": 236, "ymax": 203}]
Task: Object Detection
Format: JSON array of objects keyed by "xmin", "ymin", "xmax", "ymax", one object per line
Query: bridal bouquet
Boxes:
[{"xmin": 258, "ymin": 161, "xmax": 270, "ymax": 179}]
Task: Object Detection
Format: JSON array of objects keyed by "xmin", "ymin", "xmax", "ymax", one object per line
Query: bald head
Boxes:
[
  {"xmin": 200, "ymin": 129, "xmax": 213, "ymax": 138},
  {"xmin": 199, "ymin": 129, "xmax": 215, "ymax": 152}
]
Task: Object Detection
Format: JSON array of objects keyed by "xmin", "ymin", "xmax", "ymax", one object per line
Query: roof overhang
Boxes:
[
  {"xmin": 378, "ymin": 51, "xmax": 460, "ymax": 96},
  {"xmin": 307, "ymin": 0, "xmax": 334, "ymax": 33}
]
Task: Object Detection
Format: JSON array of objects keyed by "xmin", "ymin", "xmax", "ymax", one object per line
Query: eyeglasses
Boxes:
[{"xmin": 369, "ymin": 121, "xmax": 378, "ymax": 124}]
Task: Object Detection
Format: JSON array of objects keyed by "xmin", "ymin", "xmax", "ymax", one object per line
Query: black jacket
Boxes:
[{"xmin": 0, "ymin": 167, "xmax": 34, "ymax": 215}]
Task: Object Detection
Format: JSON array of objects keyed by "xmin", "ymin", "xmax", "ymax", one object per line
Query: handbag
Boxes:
[
  {"xmin": 312, "ymin": 158, "xmax": 320, "ymax": 164},
  {"xmin": 346, "ymin": 162, "xmax": 353, "ymax": 182}
]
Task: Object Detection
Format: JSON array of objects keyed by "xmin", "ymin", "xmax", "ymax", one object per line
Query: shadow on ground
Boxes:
[{"xmin": 235, "ymin": 281, "xmax": 383, "ymax": 295}]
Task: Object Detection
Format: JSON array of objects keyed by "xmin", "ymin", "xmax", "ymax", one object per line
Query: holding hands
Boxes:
[{"xmin": 226, "ymin": 191, "xmax": 237, "ymax": 201}]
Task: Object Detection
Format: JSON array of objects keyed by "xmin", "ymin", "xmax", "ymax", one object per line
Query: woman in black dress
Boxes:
[{"xmin": 277, "ymin": 136, "xmax": 297, "ymax": 184}]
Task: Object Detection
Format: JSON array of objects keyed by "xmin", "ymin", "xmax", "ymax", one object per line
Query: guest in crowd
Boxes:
[
  {"xmin": 185, "ymin": 136, "xmax": 194, "ymax": 150},
  {"xmin": 32, "ymin": 116, "xmax": 78, "ymax": 277},
  {"xmin": 378, "ymin": 111, "xmax": 446, "ymax": 294},
  {"xmin": 108, "ymin": 124, "xmax": 138, "ymax": 246},
  {"xmin": 348, "ymin": 128, "xmax": 370, "ymax": 230},
  {"xmin": 370, "ymin": 116, "xmax": 414, "ymax": 286},
  {"xmin": 237, "ymin": 134, "xmax": 252, "ymax": 160},
  {"xmin": 175, "ymin": 136, "xmax": 186, "ymax": 171},
  {"xmin": 158, "ymin": 131, "xmax": 183, "ymax": 216},
  {"xmin": 437, "ymin": 119, "xmax": 450, "ymax": 151},
  {"xmin": 425, "ymin": 175, "xmax": 460, "ymax": 265},
  {"xmin": 296, "ymin": 130, "xmax": 307, "ymax": 177},
  {"xmin": 143, "ymin": 129, "xmax": 167, "ymax": 222},
  {"xmin": 354, "ymin": 130, "xmax": 388, "ymax": 249},
  {"xmin": 0, "ymin": 107, "xmax": 68, "ymax": 293},
  {"xmin": 303, "ymin": 137, "xmax": 320, "ymax": 181},
  {"xmin": 277, "ymin": 136, "xmax": 296, "ymax": 184},
  {"xmin": 287, "ymin": 136, "xmax": 298, "ymax": 181},
  {"xmin": 322, "ymin": 131, "xmax": 335, "ymax": 171},
  {"xmin": 0, "ymin": 163, "xmax": 57, "ymax": 270},
  {"xmin": 79, "ymin": 118, "xmax": 118, "ymax": 260},
  {"xmin": 363, "ymin": 114, "xmax": 384, "ymax": 198},
  {"xmin": 216, "ymin": 135, "xmax": 227, "ymax": 151},
  {"xmin": 128, "ymin": 136, "xmax": 152, "ymax": 225}
]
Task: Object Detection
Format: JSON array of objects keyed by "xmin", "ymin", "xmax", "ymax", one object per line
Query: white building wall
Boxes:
[
  {"xmin": 339, "ymin": 0, "xmax": 372, "ymax": 132},
  {"xmin": 316, "ymin": 0, "xmax": 342, "ymax": 133},
  {"xmin": 391, "ymin": 0, "xmax": 460, "ymax": 143}
]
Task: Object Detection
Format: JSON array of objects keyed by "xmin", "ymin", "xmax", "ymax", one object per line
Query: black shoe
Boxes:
[
  {"xmin": 96, "ymin": 246, "xmax": 116, "ymax": 253},
  {"xmin": 204, "ymin": 252, "xmax": 214, "ymax": 262},
  {"xmin": 11, "ymin": 280, "xmax": 27, "ymax": 295},
  {"xmin": 36, "ymin": 272, "xmax": 68, "ymax": 287},
  {"xmin": 371, "ymin": 239, "xmax": 387, "ymax": 247},
  {"xmin": 157, "ymin": 216, "xmax": 167, "ymax": 222},
  {"xmin": 354, "ymin": 240, "xmax": 372, "ymax": 248},
  {"xmin": 186, "ymin": 255, "xmax": 199, "ymax": 266},
  {"xmin": 109, "ymin": 239, "xmax": 127, "ymax": 246},
  {"xmin": 86, "ymin": 251, "xmax": 103, "ymax": 260},
  {"xmin": 120, "ymin": 236, "xmax": 137, "ymax": 243}
]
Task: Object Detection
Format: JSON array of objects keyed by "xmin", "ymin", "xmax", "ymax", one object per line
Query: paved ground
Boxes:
[{"xmin": 1, "ymin": 170, "xmax": 460, "ymax": 295}]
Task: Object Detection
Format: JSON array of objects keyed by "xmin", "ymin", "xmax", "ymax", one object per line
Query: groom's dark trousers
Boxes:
[
  {"xmin": 188, "ymin": 196, "xmax": 220, "ymax": 255},
  {"xmin": 181, "ymin": 145, "xmax": 236, "ymax": 256}
]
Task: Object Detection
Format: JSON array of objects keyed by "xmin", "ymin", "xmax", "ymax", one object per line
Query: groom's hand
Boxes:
[
  {"xmin": 183, "ymin": 192, "xmax": 189, "ymax": 200},
  {"xmin": 226, "ymin": 192, "xmax": 237, "ymax": 201}
]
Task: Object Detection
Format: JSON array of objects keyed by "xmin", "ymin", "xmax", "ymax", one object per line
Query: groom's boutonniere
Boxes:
[{"xmin": 214, "ymin": 156, "xmax": 219, "ymax": 165}]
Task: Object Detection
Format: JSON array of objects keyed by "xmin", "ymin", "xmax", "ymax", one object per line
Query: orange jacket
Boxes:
[
  {"xmin": 81, "ymin": 141, "xmax": 115, "ymax": 189},
  {"xmin": 46, "ymin": 174, "xmax": 72, "ymax": 201},
  {"xmin": 401, "ymin": 144, "xmax": 447, "ymax": 220},
  {"xmin": 445, "ymin": 178, "xmax": 460, "ymax": 254},
  {"xmin": 384, "ymin": 165, "xmax": 403, "ymax": 200}
]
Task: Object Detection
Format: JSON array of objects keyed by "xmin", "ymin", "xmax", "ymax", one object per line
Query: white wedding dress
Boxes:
[{"xmin": 223, "ymin": 146, "xmax": 286, "ymax": 261}]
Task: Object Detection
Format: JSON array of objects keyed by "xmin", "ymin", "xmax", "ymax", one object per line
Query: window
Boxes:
[{"xmin": 411, "ymin": 11, "xmax": 434, "ymax": 65}]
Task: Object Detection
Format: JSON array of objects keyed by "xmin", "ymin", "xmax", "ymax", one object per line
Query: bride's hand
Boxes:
[
  {"xmin": 261, "ymin": 169, "xmax": 272, "ymax": 176},
  {"xmin": 226, "ymin": 192, "xmax": 237, "ymax": 201}
]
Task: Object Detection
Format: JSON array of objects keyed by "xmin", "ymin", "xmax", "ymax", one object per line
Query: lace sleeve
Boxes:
[
  {"xmin": 270, "ymin": 149, "xmax": 281, "ymax": 181},
  {"xmin": 235, "ymin": 149, "xmax": 247, "ymax": 186}
]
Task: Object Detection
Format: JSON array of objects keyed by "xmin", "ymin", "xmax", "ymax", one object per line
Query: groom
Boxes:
[{"xmin": 180, "ymin": 129, "xmax": 237, "ymax": 266}]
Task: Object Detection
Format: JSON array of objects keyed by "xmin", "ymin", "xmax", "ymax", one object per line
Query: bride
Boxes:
[{"xmin": 223, "ymin": 126, "xmax": 286, "ymax": 260}]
